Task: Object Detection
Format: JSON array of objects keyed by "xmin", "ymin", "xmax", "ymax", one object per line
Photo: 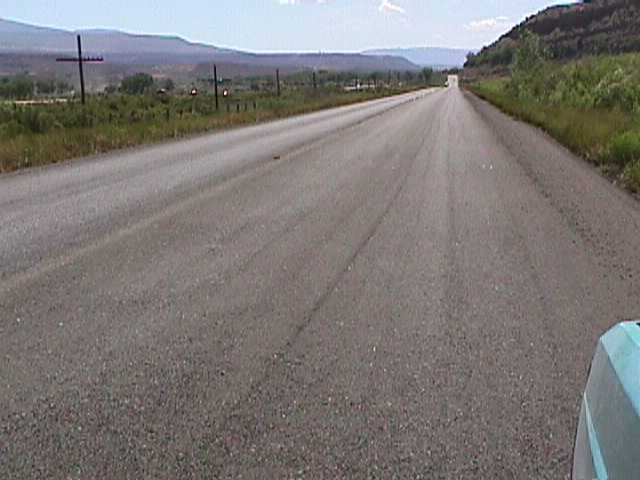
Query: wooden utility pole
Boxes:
[
  {"xmin": 56, "ymin": 35, "xmax": 103, "ymax": 105},
  {"xmin": 77, "ymin": 36, "xmax": 86, "ymax": 104},
  {"xmin": 213, "ymin": 64, "xmax": 219, "ymax": 110}
]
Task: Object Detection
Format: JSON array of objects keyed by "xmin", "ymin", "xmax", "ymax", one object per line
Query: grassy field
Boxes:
[
  {"xmin": 0, "ymin": 85, "xmax": 429, "ymax": 174},
  {"xmin": 466, "ymin": 49, "xmax": 640, "ymax": 193}
]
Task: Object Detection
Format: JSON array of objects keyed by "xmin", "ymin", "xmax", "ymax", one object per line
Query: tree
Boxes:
[
  {"xmin": 0, "ymin": 76, "xmax": 34, "ymax": 99},
  {"xmin": 369, "ymin": 72, "xmax": 379, "ymax": 88},
  {"xmin": 159, "ymin": 77, "xmax": 175, "ymax": 91},
  {"xmin": 421, "ymin": 67, "xmax": 434, "ymax": 85},
  {"xmin": 512, "ymin": 30, "xmax": 549, "ymax": 76},
  {"xmin": 36, "ymin": 79, "xmax": 56, "ymax": 95},
  {"xmin": 509, "ymin": 30, "xmax": 551, "ymax": 99},
  {"xmin": 120, "ymin": 73, "xmax": 154, "ymax": 95},
  {"xmin": 56, "ymin": 81, "xmax": 71, "ymax": 94},
  {"xmin": 464, "ymin": 52, "xmax": 478, "ymax": 68}
]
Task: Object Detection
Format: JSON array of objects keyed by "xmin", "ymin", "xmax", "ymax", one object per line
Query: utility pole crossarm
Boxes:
[{"xmin": 55, "ymin": 57, "xmax": 104, "ymax": 62}]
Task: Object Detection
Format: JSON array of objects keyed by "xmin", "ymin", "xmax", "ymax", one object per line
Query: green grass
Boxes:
[
  {"xmin": 467, "ymin": 58, "xmax": 640, "ymax": 193},
  {"xmin": 0, "ymin": 86, "xmax": 427, "ymax": 173},
  {"xmin": 609, "ymin": 131, "xmax": 640, "ymax": 167}
]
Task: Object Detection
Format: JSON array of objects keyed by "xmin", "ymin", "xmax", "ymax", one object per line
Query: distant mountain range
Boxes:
[
  {"xmin": 466, "ymin": 0, "xmax": 640, "ymax": 69},
  {"xmin": 0, "ymin": 17, "xmax": 419, "ymax": 83},
  {"xmin": 0, "ymin": 19, "xmax": 232, "ymax": 57},
  {"xmin": 364, "ymin": 47, "xmax": 475, "ymax": 68}
]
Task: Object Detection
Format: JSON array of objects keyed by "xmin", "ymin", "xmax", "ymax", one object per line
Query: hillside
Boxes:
[
  {"xmin": 364, "ymin": 47, "xmax": 474, "ymax": 69},
  {"xmin": 0, "ymin": 18, "xmax": 419, "ymax": 81},
  {"xmin": 465, "ymin": 0, "xmax": 640, "ymax": 69},
  {"xmin": 0, "ymin": 19, "xmax": 232, "ymax": 57}
]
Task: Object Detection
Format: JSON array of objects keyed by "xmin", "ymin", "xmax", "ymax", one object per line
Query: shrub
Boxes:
[
  {"xmin": 469, "ymin": 52, "xmax": 640, "ymax": 194},
  {"xmin": 0, "ymin": 119, "xmax": 26, "ymax": 137},
  {"xmin": 0, "ymin": 76, "xmax": 34, "ymax": 99},
  {"xmin": 120, "ymin": 73, "xmax": 154, "ymax": 95},
  {"xmin": 36, "ymin": 79, "xmax": 56, "ymax": 95},
  {"xmin": 509, "ymin": 31, "xmax": 551, "ymax": 100},
  {"xmin": 623, "ymin": 161, "xmax": 640, "ymax": 192},
  {"xmin": 609, "ymin": 131, "xmax": 640, "ymax": 166}
]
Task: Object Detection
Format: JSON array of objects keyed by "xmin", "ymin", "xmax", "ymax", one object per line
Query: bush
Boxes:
[
  {"xmin": 36, "ymin": 79, "xmax": 56, "ymax": 95},
  {"xmin": 609, "ymin": 131, "xmax": 640, "ymax": 166},
  {"xmin": 469, "ymin": 51, "xmax": 640, "ymax": 194},
  {"xmin": 623, "ymin": 161, "xmax": 640, "ymax": 192},
  {"xmin": 18, "ymin": 109, "xmax": 57, "ymax": 134},
  {"xmin": 0, "ymin": 120, "xmax": 26, "ymax": 136},
  {"xmin": 0, "ymin": 76, "xmax": 34, "ymax": 99},
  {"xmin": 503, "ymin": 51, "xmax": 640, "ymax": 113},
  {"xmin": 509, "ymin": 31, "xmax": 551, "ymax": 100},
  {"xmin": 421, "ymin": 68, "xmax": 434, "ymax": 85},
  {"xmin": 468, "ymin": 81, "xmax": 634, "ymax": 166},
  {"xmin": 120, "ymin": 73, "xmax": 154, "ymax": 95}
]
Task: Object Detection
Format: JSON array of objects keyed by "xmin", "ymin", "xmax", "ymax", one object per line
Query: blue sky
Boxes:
[{"xmin": 3, "ymin": 0, "xmax": 575, "ymax": 52}]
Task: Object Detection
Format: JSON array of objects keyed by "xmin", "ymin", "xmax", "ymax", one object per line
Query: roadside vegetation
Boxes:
[
  {"xmin": 467, "ymin": 31, "xmax": 640, "ymax": 192},
  {"xmin": 0, "ymin": 76, "xmax": 73, "ymax": 99},
  {"xmin": 0, "ymin": 70, "xmax": 444, "ymax": 173}
]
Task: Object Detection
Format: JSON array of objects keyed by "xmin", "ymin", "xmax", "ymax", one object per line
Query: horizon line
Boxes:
[{"xmin": 1, "ymin": 16, "xmax": 485, "ymax": 55}]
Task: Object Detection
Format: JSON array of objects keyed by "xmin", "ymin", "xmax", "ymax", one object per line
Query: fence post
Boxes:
[{"xmin": 276, "ymin": 69, "xmax": 281, "ymax": 97}]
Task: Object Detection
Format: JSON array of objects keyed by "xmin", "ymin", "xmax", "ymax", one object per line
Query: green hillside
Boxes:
[{"xmin": 466, "ymin": 0, "xmax": 640, "ymax": 69}]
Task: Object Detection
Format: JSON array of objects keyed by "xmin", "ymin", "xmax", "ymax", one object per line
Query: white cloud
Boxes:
[
  {"xmin": 378, "ymin": 0, "xmax": 405, "ymax": 15},
  {"xmin": 278, "ymin": 0, "xmax": 327, "ymax": 4},
  {"xmin": 465, "ymin": 16, "xmax": 513, "ymax": 32},
  {"xmin": 278, "ymin": 0, "xmax": 405, "ymax": 15}
]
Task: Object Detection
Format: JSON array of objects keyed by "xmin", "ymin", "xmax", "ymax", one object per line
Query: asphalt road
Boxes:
[{"xmin": 1, "ymin": 82, "xmax": 640, "ymax": 479}]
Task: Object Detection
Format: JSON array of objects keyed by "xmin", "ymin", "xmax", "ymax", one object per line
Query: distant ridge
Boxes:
[
  {"xmin": 364, "ymin": 47, "xmax": 475, "ymax": 68},
  {"xmin": 0, "ymin": 18, "xmax": 419, "ymax": 75},
  {"xmin": 0, "ymin": 18, "xmax": 239, "ymax": 56}
]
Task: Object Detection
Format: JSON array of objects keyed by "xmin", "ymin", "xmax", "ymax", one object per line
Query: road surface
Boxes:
[{"xmin": 1, "ymin": 82, "xmax": 639, "ymax": 479}]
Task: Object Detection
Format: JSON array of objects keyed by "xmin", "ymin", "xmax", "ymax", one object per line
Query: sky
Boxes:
[{"xmin": 3, "ymin": 0, "xmax": 576, "ymax": 52}]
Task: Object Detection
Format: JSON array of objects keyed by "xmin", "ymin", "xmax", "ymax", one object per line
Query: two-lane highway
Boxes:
[{"xmin": 1, "ymin": 83, "xmax": 639, "ymax": 478}]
